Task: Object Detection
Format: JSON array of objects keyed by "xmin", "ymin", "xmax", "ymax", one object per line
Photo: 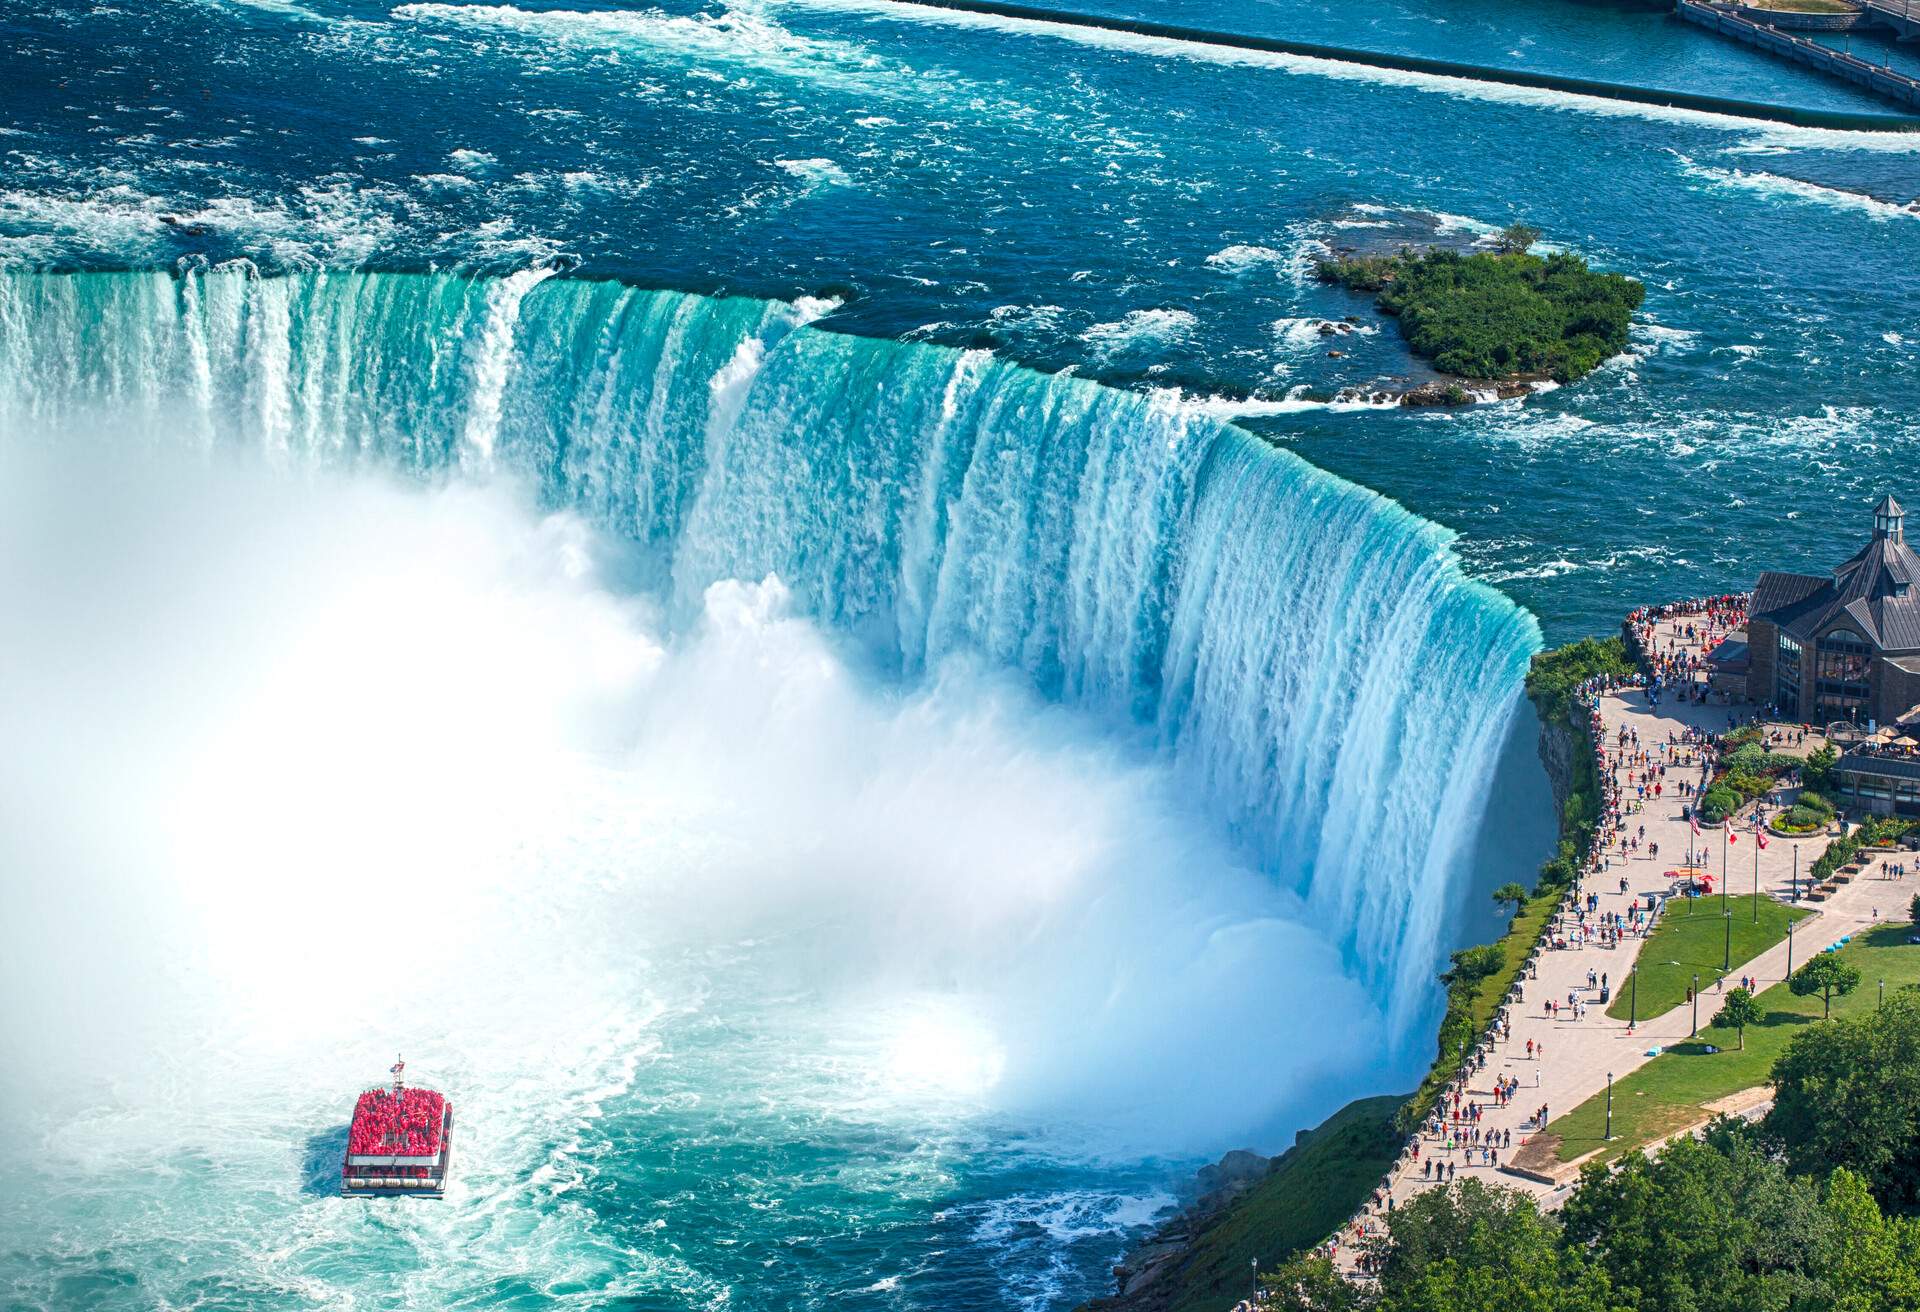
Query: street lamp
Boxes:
[
  {"xmin": 1788, "ymin": 919, "xmax": 1796, "ymax": 979},
  {"xmin": 1692, "ymin": 972, "xmax": 1701, "ymax": 1036},
  {"xmin": 1251, "ymin": 1257, "xmax": 1259, "ymax": 1300},
  {"xmin": 1630, "ymin": 969, "xmax": 1638, "ymax": 1027}
]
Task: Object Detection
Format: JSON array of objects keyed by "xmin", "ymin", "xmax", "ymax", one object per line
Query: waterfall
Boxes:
[{"xmin": 0, "ymin": 264, "xmax": 1541, "ymax": 1038}]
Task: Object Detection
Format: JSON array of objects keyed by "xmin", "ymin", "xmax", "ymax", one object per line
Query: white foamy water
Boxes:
[{"xmin": 0, "ymin": 439, "xmax": 1425, "ymax": 1310}]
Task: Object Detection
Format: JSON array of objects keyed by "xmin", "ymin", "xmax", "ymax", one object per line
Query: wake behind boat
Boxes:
[{"xmin": 341, "ymin": 1058, "xmax": 453, "ymax": 1199}]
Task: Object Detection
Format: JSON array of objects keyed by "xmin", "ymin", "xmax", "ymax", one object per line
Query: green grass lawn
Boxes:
[
  {"xmin": 1165, "ymin": 1095, "xmax": 1405, "ymax": 1312},
  {"xmin": 1552, "ymin": 922, "xmax": 1920, "ymax": 1167},
  {"xmin": 1606, "ymin": 893, "xmax": 1812, "ymax": 1021},
  {"xmin": 1748, "ymin": 0, "xmax": 1859, "ymax": 13}
]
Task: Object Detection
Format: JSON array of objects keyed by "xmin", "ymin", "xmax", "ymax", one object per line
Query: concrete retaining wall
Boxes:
[{"xmin": 1677, "ymin": 0, "xmax": 1920, "ymax": 109}]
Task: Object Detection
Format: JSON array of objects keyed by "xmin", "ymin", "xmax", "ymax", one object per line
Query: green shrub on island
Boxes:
[{"xmin": 1316, "ymin": 245, "xmax": 1644, "ymax": 383}]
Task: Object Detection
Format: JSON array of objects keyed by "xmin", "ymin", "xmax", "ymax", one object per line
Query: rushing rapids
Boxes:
[{"xmin": 0, "ymin": 264, "xmax": 1537, "ymax": 1033}]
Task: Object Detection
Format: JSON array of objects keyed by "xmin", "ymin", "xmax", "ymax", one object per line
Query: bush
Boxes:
[
  {"xmin": 1862, "ymin": 817, "xmax": 1917, "ymax": 848},
  {"xmin": 1444, "ymin": 943, "xmax": 1507, "ymax": 986},
  {"xmin": 1775, "ymin": 805, "xmax": 1829, "ymax": 835},
  {"xmin": 1699, "ymin": 784, "xmax": 1742, "ymax": 824},
  {"xmin": 1524, "ymin": 636, "xmax": 1636, "ymax": 724},
  {"xmin": 1318, "ymin": 247, "xmax": 1644, "ymax": 383}
]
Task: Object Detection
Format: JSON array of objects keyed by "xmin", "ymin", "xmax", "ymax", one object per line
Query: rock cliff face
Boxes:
[
  {"xmin": 1537, "ymin": 711, "xmax": 1576, "ymax": 824},
  {"xmin": 1099, "ymin": 1148, "xmax": 1275, "ymax": 1307}
]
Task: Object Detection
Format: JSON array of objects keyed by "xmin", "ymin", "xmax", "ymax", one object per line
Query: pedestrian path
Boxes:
[{"xmin": 1329, "ymin": 605, "xmax": 1909, "ymax": 1271}]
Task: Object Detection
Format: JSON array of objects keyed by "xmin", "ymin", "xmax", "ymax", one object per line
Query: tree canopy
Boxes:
[
  {"xmin": 1767, "ymin": 989, "xmax": 1920, "ymax": 1211},
  {"xmin": 1317, "ymin": 247, "xmax": 1644, "ymax": 383},
  {"xmin": 1717, "ymin": 986, "xmax": 1762, "ymax": 1049},
  {"xmin": 1790, "ymin": 954, "xmax": 1863, "ymax": 1019},
  {"xmin": 1300, "ymin": 1134, "xmax": 1920, "ymax": 1312}
]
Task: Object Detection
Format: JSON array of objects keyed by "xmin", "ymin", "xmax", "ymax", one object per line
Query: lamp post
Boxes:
[
  {"xmin": 1630, "ymin": 969, "xmax": 1638, "ymax": 1027},
  {"xmin": 1787, "ymin": 919, "xmax": 1796, "ymax": 979},
  {"xmin": 1881, "ymin": 979, "xmax": 1887, "ymax": 1009},
  {"xmin": 1793, "ymin": 844, "xmax": 1800, "ymax": 903},
  {"xmin": 1251, "ymin": 1257, "xmax": 1259, "ymax": 1300},
  {"xmin": 1606, "ymin": 1072, "xmax": 1614, "ymax": 1141},
  {"xmin": 1692, "ymin": 973, "xmax": 1701, "ymax": 1036}
]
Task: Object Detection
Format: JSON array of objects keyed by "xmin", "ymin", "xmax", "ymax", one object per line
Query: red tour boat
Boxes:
[{"xmin": 341, "ymin": 1057, "xmax": 453, "ymax": 1198}]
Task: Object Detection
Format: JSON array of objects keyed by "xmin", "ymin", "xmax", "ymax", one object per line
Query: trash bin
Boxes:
[{"xmin": 1600, "ymin": 986, "xmax": 1611, "ymax": 1004}]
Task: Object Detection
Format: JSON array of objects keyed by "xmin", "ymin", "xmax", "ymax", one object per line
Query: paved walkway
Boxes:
[{"xmin": 1332, "ymin": 609, "xmax": 1909, "ymax": 1266}]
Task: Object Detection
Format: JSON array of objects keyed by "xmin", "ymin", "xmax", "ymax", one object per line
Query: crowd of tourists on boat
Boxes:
[{"xmin": 347, "ymin": 1086, "xmax": 447, "ymax": 1156}]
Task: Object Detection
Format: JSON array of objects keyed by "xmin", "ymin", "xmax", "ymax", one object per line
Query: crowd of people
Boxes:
[
  {"xmin": 347, "ymin": 1086, "xmax": 447, "ymax": 1157},
  {"xmin": 1623, "ymin": 593, "xmax": 1750, "ymax": 704}
]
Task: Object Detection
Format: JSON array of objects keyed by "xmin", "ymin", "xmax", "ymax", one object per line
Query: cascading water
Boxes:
[{"xmin": 0, "ymin": 263, "xmax": 1539, "ymax": 1034}]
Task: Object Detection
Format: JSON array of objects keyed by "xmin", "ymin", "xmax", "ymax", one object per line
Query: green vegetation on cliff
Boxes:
[
  {"xmin": 1158, "ymin": 1096, "xmax": 1404, "ymax": 1312},
  {"xmin": 1316, "ymin": 245, "xmax": 1643, "ymax": 384}
]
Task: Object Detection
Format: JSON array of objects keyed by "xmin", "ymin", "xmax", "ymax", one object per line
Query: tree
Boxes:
[
  {"xmin": 1716, "ymin": 986, "xmax": 1762, "ymax": 1050},
  {"xmin": 1791, "ymin": 954, "xmax": 1863, "ymax": 1019},
  {"xmin": 1821, "ymin": 1168, "xmax": 1920, "ymax": 1312},
  {"xmin": 1494, "ymin": 222, "xmax": 1542, "ymax": 255},
  {"xmin": 1561, "ymin": 1131, "xmax": 1830, "ymax": 1312},
  {"xmin": 1370, "ymin": 1179, "xmax": 1613, "ymax": 1312},
  {"xmin": 1258, "ymin": 1253, "xmax": 1363, "ymax": 1312},
  {"xmin": 1909, "ymin": 889, "xmax": 1920, "ymax": 927},
  {"xmin": 1492, "ymin": 882, "xmax": 1530, "ymax": 920},
  {"xmin": 1804, "ymin": 744, "xmax": 1839, "ymax": 794},
  {"xmin": 1767, "ymin": 991, "xmax": 1920, "ymax": 1211}
]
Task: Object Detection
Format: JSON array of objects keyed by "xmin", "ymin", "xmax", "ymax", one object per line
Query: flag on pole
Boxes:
[
  {"xmin": 1729, "ymin": 830, "xmax": 1739, "ymax": 845},
  {"xmin": 1691, "ymin": 813, "xmax": 1701, "ymax": 836},
  {"xmin": 1757, "ymin": 829, "xmax": 1769, "ymax": 850}
]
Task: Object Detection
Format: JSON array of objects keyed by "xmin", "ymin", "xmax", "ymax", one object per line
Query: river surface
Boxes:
[{"xmin": 0, "ymin": 1, "xmax": 1916, "ymax": 1308}]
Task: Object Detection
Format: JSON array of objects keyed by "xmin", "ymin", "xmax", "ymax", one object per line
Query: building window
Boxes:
[
  {"xmin": 1816, "ymin": 627, "xmax": 1873, "ymax": 723},
  {"xmin": 1777, "ymin": 632, "xmax": 1803, "ymax": 711}
]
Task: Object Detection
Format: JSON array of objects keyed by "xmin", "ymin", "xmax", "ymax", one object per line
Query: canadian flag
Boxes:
[
  {"xmin": 1728, "ymin": 830, "xmax": 1739, "ymax": 845},
  {"xmin": 1691, "ymin": 813, "xmax": 1701, "ymax": 836},
  {"xmin": 1757, "ymin": 829, "xmax": 1770, "ymax": 850}
]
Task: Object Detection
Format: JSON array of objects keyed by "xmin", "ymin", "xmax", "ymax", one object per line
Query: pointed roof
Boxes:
[{"xmin": 1751, "ymin": 496, "xmax": 1920, "ymax": 653}]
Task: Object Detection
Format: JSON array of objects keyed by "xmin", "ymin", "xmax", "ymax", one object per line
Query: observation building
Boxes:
[{"xmin": 1747, "ymin": 495, "xmax": 1920, "ymax": 728}]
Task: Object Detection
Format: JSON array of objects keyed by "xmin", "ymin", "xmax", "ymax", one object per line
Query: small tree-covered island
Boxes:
[{"xmin": 1317, "ymin": 225, "xmax": 1646, "ymax": 405}]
